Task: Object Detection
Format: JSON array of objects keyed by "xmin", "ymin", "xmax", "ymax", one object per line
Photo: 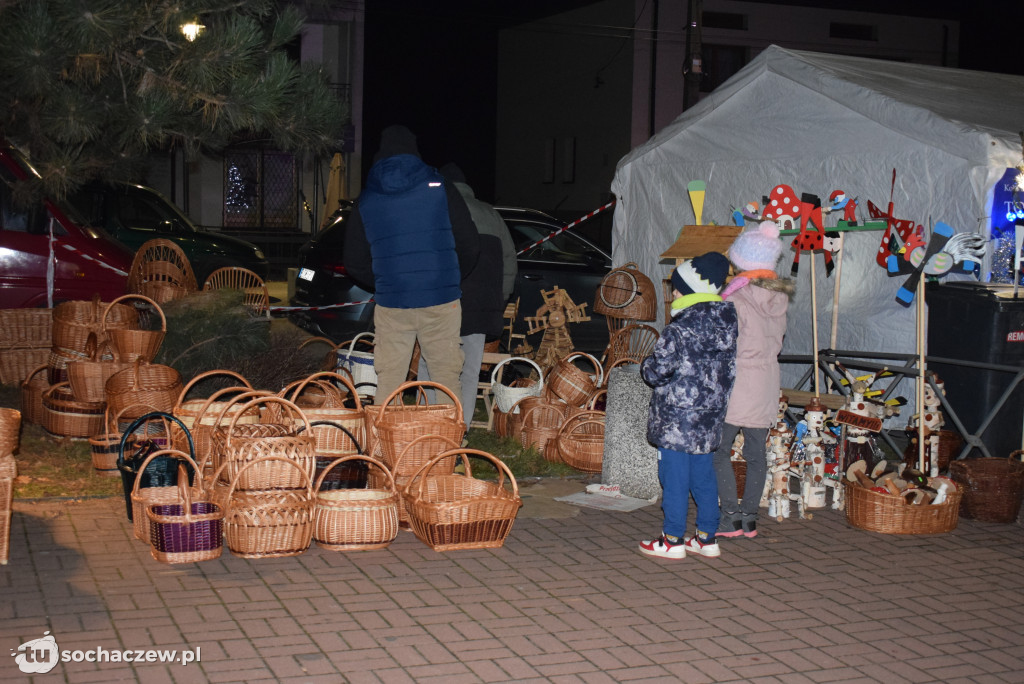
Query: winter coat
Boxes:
[
  {"xmin": 723, "ymin": 278, "xmax": 792, "ymax": 428},
  {"xmin": 343, "ymin": 153, "xmax": 479, "ymax": 309},
  {"xmin": 460, "ymin": 234, "xmax": 504, "ymax": 338},
  {"xmin": 641, "ymin": 295, "xmax": 738, "ymax": 453},
  {"xmin": 452, "ymin": 181, "xmax": 517, "ymax": 302}
]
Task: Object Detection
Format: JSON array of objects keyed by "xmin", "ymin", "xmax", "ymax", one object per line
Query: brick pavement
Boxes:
[{"xmin": 2, "ymin": 493, "xmax": 1022, "ymax": 683}]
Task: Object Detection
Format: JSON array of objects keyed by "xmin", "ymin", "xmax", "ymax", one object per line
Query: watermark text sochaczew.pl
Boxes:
[{"xmin": 12, "ymin": 631, "xmax": 201, "ymax": 675}]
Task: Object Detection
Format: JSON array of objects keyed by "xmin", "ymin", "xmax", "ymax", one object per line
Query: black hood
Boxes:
[{"xmin": 373, "ymin": 125, "xmax": 419, "ymax": 163}]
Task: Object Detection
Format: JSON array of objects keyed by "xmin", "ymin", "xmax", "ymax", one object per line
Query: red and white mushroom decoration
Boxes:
[{"xmin": 763, "ymin": 184, "xmax": 801, "ymax": 232}]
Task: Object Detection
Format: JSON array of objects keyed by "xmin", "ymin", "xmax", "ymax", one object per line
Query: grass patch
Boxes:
[{"xmin": 466, "ymin": 428, "xmax": 581, "ymax": 479}]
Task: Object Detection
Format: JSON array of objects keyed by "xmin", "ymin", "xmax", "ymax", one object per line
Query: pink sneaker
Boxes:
[{"xmin": 638, "ymin": 535, "xmax": 686, "ymax": 559}]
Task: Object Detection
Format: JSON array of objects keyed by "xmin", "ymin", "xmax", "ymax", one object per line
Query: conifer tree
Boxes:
[{"xmin": 0, "ymin": 0, "xmax": 346, "ymax": 201}]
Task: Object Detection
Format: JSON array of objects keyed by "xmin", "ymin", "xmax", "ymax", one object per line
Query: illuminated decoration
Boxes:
[
  {"xmin": 990, "ymin": 165, "xmax": 1023, "ymax": 283},
  {"xmin": 181, "ymin": 21, "xmax": 205, "ymax": 42}
]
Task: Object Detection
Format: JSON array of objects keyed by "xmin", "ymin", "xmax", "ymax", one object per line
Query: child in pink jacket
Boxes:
[{"xmin": 713, "ymin": 221, "xmax": 794, "ymax": 538}]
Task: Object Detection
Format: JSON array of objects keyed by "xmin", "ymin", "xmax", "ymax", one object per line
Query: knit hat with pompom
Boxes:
[{"xmin": 728, "ymin": 220, "xmax": 784, "ymax": 272}]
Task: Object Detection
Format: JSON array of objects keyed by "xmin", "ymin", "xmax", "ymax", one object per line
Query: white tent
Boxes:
[{"xmin": 611, "ymin": 45, "xmax": 1024, "ymax": 408}]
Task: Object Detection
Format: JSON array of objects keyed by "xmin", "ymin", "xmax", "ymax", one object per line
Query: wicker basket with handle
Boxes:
[
  {"xmin": 546, "ymin": 352, "xmax": 604, "ymax": 408},
  {"xmin": 66, "ymin": 333, "xmax": 133, "ymax": 404},
  {"xmin": 217, "ymin": 396, "xmax": 315, "ymax": 492},
  {"xmin": 106, "ymin": 360, "xmax": 183, "ymax": 419},
  {"xmin": 88, "ymin": 404, "xmax": 166, "ymax": 477},
  {"xmin": 593, "ymin": 262, "xmax": 658, "ymax": 321},
  {"xmin": 283, "ymin": 371, "xmax": 365, "ymax": 461},
  {"xmin": 376, "ymin": 434, "xmax": 460, "ymax": 528},
  {"xmin": 103, "ymin": 294, "xmax": 166, "ymax": 363},
  {"xmin": 403, "ymin": 448, "xmax": 522, "ymax": 551},
  {"xmin": 490, "ymin": 357, "xmax": 543, "ymax": 414},
  {"xmin": 52, "ymin": 294, "xmax": 137, "ymax": 353},
  {"xmin": 222, "ymin": 456, "xmax": 315, "ymax": 559},
  {"xmin": 314, "ymin": 454, "xmax": 399, "ymax": 551},
  {"xmin": 949, "ymin": 454, "xmax": 1024, "ymax": 523},
  {"xmin": 146, "ymin": 464, "xmax": 224, "ymax": 564},
  {"xmin": 553, "ymin": 410, "xmax": 605, "ymax": 472},
  {"xmin": 129, "ymin": 448, "xmax": 202, "ymax": 544},
  {"xmin": 369, "ymin": 381, "xmax": 464, "ymax": 473}
]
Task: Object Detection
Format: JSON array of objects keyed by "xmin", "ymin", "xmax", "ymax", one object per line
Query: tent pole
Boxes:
[
  {"xmin": 829, "ymin": 234, "xmax": 845, "ymax": 349},
  {"xmin": 811, "ymin": 255, "xmax": 820, "ymax": 398},
  {"xmin": 917, "ymin": 275, "xmax": 926, "ymax": 473}
]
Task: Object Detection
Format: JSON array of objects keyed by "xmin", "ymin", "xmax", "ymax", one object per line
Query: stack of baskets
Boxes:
[
  {"xmin": 0, "ymin": 308, "xmax": 51, "ymax": 386},
  {"xmin": 1, "ymin": 408, "xmax": 20, "ymax": 565}
]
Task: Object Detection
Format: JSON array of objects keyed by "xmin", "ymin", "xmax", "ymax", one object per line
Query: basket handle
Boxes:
[
  {"xmin": 392, "ymin": 434, "xmax": 461, "ymax": 475},
  {"xmin": 128, "ymin": 448, "xmax": 202, "ymax": 498},
  {"xmin": 407, "ymin": 448, "xmax": 519, "ymax": 501},
  {"xmin": 108, "ymin": 402, "xmax": 165, "ymax": 435},
  {"xmin": 176, "ymin": 464, "xmax": 195, "ymax": 525},
  {"xmin": 195, "ymin": 387, "xmax": 270, "ymax": 427},
  {"xmin": 279, "ymin": 377, "xmax": 346, "ymax": 408},
  {"xmin": 23, "ymin": 364, "xmax": 47, "ymax": 387},
  {"xmin": 295, "ymin": 420, "xmax": 363, "ymax": 456},
  {"xmin": 224, "ymin": 396, "xmax": 311, "ymax": 443},
  {"xmin": 521, "ymin": 403, "xmax": 564, "ymax": 427},
  {"xmin": 345, "ymin": 332, "xmax": 375, "ymax": 359},
  {"xmin": 559, "ymin": 410, "xmax": 605, "ymax": 436},
  {"xmin": 585, "ymin": 389, "xmax": 607, "ymax": 411},
  {"xmin": 103, "ymin": 293, "xmax": 166, "ymax": 333},
  {"xmin": 563, "ymin": 352, "xmax": 604, "ymax": 388},
  {"xmin": 376, "ymin": 381, "xmax": 463, "ymax": 422},
  {"xmin": 286, "ymin": 371, "xmax": 362, "ymax": 411},
  {"xmin": 224, "ymin": 455, "xmax": 315, "ymax": 503},
  {"xmin": 314, "ymin": 454, "xmax": 393, "ymax": 494},
  {"xmin": 175, "ymin": 370, "xmax": 252, "ymax": 412},
  {"xmin": 119, "ymin": 412, "xmax": 196, "ymax": 466},
  {"xmin": 490, "ymin": 356, "xmax": 544, "ymax": 389}
]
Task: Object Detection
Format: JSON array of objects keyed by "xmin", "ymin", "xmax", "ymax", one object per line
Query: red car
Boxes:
[{"xmin": 0, "ymin": 144, "xmax": 132, "ymax": 308}]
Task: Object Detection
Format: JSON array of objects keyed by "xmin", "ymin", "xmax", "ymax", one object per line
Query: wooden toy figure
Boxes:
[
  {"xmin": 762, "ymin": 184, "xmax": 840, "ymax": 277},
  {"xmin": 827, "ymin": 190, "xmax": 858, "ymax": 224},
  {"xmin": 766, "ymin": 421, "xmax": 794, "ymax": 521},
  {"xmin": 906, "ymin": 375, "xmax": 946, "ymax": 477},
  {"xmin": 789, "ymin": 397, "xmax": 834, "ymax": 519},
  {"xmin": 837, "ymin": 366, "xmax": 889, "ymax": 474},
  {"xmin": 525, "ymin": 286, "xmax": 591, "ymax": 371}
]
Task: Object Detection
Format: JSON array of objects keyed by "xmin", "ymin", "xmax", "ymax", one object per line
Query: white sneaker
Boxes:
[
  {"xmin": 638, "ymin": 535, "xmax": 686, "ymax": 559},
  {"xmin": 684, "ymin": 536, "xmax": 721, "ymax": 558}
]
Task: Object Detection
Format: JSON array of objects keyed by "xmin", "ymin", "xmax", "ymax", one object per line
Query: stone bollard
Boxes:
[{"xmin": 602, "ymin": 364, "xmax": 660, "ymax": 500}]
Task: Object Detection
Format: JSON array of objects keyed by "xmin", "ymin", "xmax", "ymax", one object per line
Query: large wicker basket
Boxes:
[
  {"xmin": 592, "ymin": 262, "xmax": 658, "ymax": 321},
  {"xmin": 314, "ymin": 455, "xmax": 399, "ymax": 551},
  {"xmin": 949, "ymin": 454, "xmax": 1024, "ymax": 523},
  {"xmin": 41, "ymin": 381, "xmax": 105, "ymax": 438},
  {"xmin": 66, "ymin": 334, "xmax": 133, "ymax": 404},
  {"xmin": 843, "ymin": 480, "xmax": 962, "ymax": 534},
  {"xmin": 179, "ymin": 387, "xmax": 267, "ymax": 475},
  {"xmin": 283, "ymin": 371, "xmax": 365, "ymax": 463},
  {"xmin": 369, "ymin": 382, "xmax": 464, "ymax": 475},
  {"xmin": 106, "ymin": 360, "xmax": 183, "ymax": 419},
  {"xmin": 103, "ymin": 294, "xmax": 166, "ymax": 363},
  {"xmin": 546, "ymin": 352, "xmax": 603, "ymax": 408},
  {"xmin": 553, "ymin": 410, "xmax": 605, "ymax": 472},
  {"xmin": 222, "ymin": 456, "xmax": 315, "ymax": 559},
  {"xmin": 216, "ymin": 396, "xmax": 315, "ymax": 491},
  {"xmin": 403, "ymin": 449, "xmax": 522, "ymax": 551},
  {"xmin": 52, "ymin": 295, "xmax": 137, "ymax": 353}
]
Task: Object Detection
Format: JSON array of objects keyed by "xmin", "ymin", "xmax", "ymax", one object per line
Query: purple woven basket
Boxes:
[{"xmin": 147, "ymin": 501, "xmax": 223, "ymax": 563}]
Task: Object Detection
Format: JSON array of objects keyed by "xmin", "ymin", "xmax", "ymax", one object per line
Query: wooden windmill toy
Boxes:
[{"xmin": 525, "ymin": 286, "xmax": 590, "ymax": 370}]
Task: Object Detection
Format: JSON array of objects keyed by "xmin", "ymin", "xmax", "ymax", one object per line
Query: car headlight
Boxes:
[{"xmin": 254, "ymin": 248, "xmax": 266, "ymax": 260}]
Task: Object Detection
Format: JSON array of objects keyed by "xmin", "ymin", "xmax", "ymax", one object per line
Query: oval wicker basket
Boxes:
[
  {"xmin": 217, "ymin": 396, "xmax": 315, "ymax": 491},
  {"xmin": 66, "ymin": 333, "xmax": 133, "ymax": 404},
  {"xmin": 843, "ymin": 480, "xmax": 962, "ymax": 534},
  {"xmin": 370, "ymin": 382, "xmax": 464, "ymax": 472},
  {"xmin": 41, "ymin": 381, "xmax": 105, "ymax": 438},
  {"xmin": 554, "ymin": 410, "xmax": 605, "ymax": 472},
  {"xmin": 949, "ymin": 455, "xmax": 1024, "ymax": 523},
  {"xmin": 106, "ymin": 360, "xmax": 183, "ymax": 419},
  {"xmin": 52, "ymin": 295, "xmax": 137, "ymax": 353},
  {"xmin": 314, "ymin": 454, "xmax": 399, "ymax": 551},
  {"xmin": 103, "ymin": 294, "xmax": 166, "ymax": 363},
  {"xmin": 222, "ymin": 456, "xmax": 315, "ymax": 559},
  {"xmin": 283, "ymin": 371, "xmax": 365, "ymax": 460},
  {"xmin": 403, "ymin": 448, "xmax": 522, "ymax": 551},
  {"xmin": 546, "ymin": 352, "xmax": 603, "ymax": 408}
]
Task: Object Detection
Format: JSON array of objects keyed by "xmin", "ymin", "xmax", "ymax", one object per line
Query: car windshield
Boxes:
[{"xmin": 505, "ymin": 220, "xmax": 604, "ymax": 265}]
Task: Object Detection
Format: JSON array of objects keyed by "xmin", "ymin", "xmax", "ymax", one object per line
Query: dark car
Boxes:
[
  {"xmin": 67, "ymin": 182, "xmax": 270, "ymax": 285},
  {"xmin": 290, "ymin": 203, "xmax": 611, "ymax": 353}
]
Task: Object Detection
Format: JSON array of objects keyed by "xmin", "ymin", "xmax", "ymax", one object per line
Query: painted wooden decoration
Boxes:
[
  {"xmin": 525, "ymin": 286, "xmax": 590, "ymax": 371},
  {"xmin": 826, "ymin": 190, "xmax": 858, "ymax": 224},
  {"xmin": 867, "ymin": 198, "xmax": 920, "ymax": 269},
  {"xmin": 762, "ymin": 184, "xmax": 839, "ymax": 277}
]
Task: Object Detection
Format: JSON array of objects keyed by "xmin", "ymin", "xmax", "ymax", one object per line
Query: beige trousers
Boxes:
[{"xmin": 373, "ymin": 301, "xmax": 464, "ymax": 405}]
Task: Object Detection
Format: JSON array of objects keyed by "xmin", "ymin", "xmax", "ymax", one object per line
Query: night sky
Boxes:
[{"xmin": 361, "ymin": 1, "xmax": 1024, "ymax": 201}]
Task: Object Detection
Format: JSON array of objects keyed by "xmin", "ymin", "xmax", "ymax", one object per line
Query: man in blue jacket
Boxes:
[{"xmin": 343, "ymin": 125, "xmax": 479, "ymax": 404}]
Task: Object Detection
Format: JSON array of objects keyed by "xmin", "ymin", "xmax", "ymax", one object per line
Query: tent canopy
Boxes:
[{"xmin": 610, "ymin": 45, "xmax": 1024, "ymax": 406}]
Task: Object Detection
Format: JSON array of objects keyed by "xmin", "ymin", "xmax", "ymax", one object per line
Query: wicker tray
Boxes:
[
  {"xmin": 403, "ymin": 448, "xmax": 522, "ymax": 551},
  {"xmin": 843, "ymin": 480, "xmax": 961, "ymax": 534}
]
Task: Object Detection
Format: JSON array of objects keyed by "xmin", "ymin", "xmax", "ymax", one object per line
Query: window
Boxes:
[
  {"xmin": 830, "ymin": 23, "xmax": 877, "ymax": 41},
  {"xmin": 223, "ymin": 149, "xmax": 298, "ymax": 229},
  {"xmin": 703, "ymin": 12, "xmax": 747, "ymax": 31},
  {"xmin": 0, "ymin": 177, "xmax": 46, "ymax": 235}
]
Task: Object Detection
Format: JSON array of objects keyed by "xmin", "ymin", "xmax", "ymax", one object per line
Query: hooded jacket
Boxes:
[
  {"xmin": 642, "ymin": 296, "xmax": 738, "ymax": 453},
  {"xmin": 723, "ymin": 277, "xmax": 793, "ymax": 427},
  {"xmin": 343, "ymin": 126, "xmax": 479, "ymax": 308}
]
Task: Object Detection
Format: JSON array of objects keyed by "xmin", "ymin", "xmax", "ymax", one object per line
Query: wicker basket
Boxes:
[
  {"xmin": 370, "ymin": 382, "xmax": 465, "ymax": 473},
  {"xmin": 0, "ymin": 308, "xmax": 52, "ymax": 348},
  {"xmin": 0, "ymin": 346, "xmax": 50, "ymax": 386},
  {"xmin": 283, "ymin": 371, "xmax": 365, "ymax": 462},
  {"xmin": 146, "ymin": 467, "xmax": 224, "ymax": 564},
  {"xmin": 298, "ymin": 421, "xmax": 368, "ymax": 492},
  {"xmin": 0, "ymin": 408, "xmax": 21, "ymax": 457},
  {"xmin": 46, "ymin": 346, "xmax": 91, "ymax": 386},
  {"xmin": 546, "ymin": 352, "xmax": 603, "ymax": 408},
  {"xmin": 314, "ymin": 455, "xmax": 399, "ymax": 551},
  {"xmin": 52, "ymin": 295, "xmax": 137, "ymax": 353},
  {"xmin": 491, "ymin": 357, "xmax": 544, "ymax": 414},
  {"xmin": 66, "ymin": 334, "xmax": 133, "ymax": 404},
  {"xmin": 178, "ymin": 385, "xmax": 265, "ymax": 475},
  {"xmin": 223, "ymin": 456, "xmax": 315, "ymax": 559},
  {"xmin": 129, "ymin": 448, "xmax": 201, "ymax": 544},
  {"xmin": 117, "ymin": 412, "xmax": 196, "ymax": 522},
  {"xmin": 592, "ymin": 262, "xmax": 658, "ymax": 321},
  {"xmin": 949, "ymin": 455, "xmax": 1024, "ymax": 523},
  {"xmin": 41, "ymin": 381, "xmax": 105, "ymax": 438},
  {"xmin": 103, "ymin": 294, "xmax": 166, "ymax": 363},
  {"xmin": 216, "ymin": 396, "xmax": 315, "ymax": 491},
  {"xmin": 1, "ymin": 453, "xmax": 14, "ymax": 565},
  {"xmin": 843, "ymin": 480, "xmax": 962, "ymax": 534},
  {"xmin": 520, "ymin": 402, "xmax": 565, "ymax": 456},
  {"xmin": 554, "ymin": 410, "xmax": 605, "ymax": 472},
  {"xmin": 105, "ymin": 360, "xmax": 183, "ymax": 419},
  {"xmin": 902, "ymin": 429, "xmax": 963, "ymax": 473},
  {"xmin": 89, "ymin": 405, "xmax": 166, "ymax": 478},
  {"xmin": 19, "ymin": 365, "xmax": 49, "ymax": 425},
  {"xmin": 403, "ymin": 449, "xmax": 522, "ymax": 551},
  {"xmin": 382, "ymin": 434, "xmax": 461, "ymax": 527}
]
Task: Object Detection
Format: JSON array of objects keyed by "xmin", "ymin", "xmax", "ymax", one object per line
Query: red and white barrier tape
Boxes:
[
  {"xmin": 59, "ymin": 243, "xmax": 129, "ymax": 276},
  {"xmin": 515, "ymin": 199, "xmax": 616, "ymax": 255},
  {"xmin": 272, "ymin": 200, "xmax": 616, "ymax": 314}
]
